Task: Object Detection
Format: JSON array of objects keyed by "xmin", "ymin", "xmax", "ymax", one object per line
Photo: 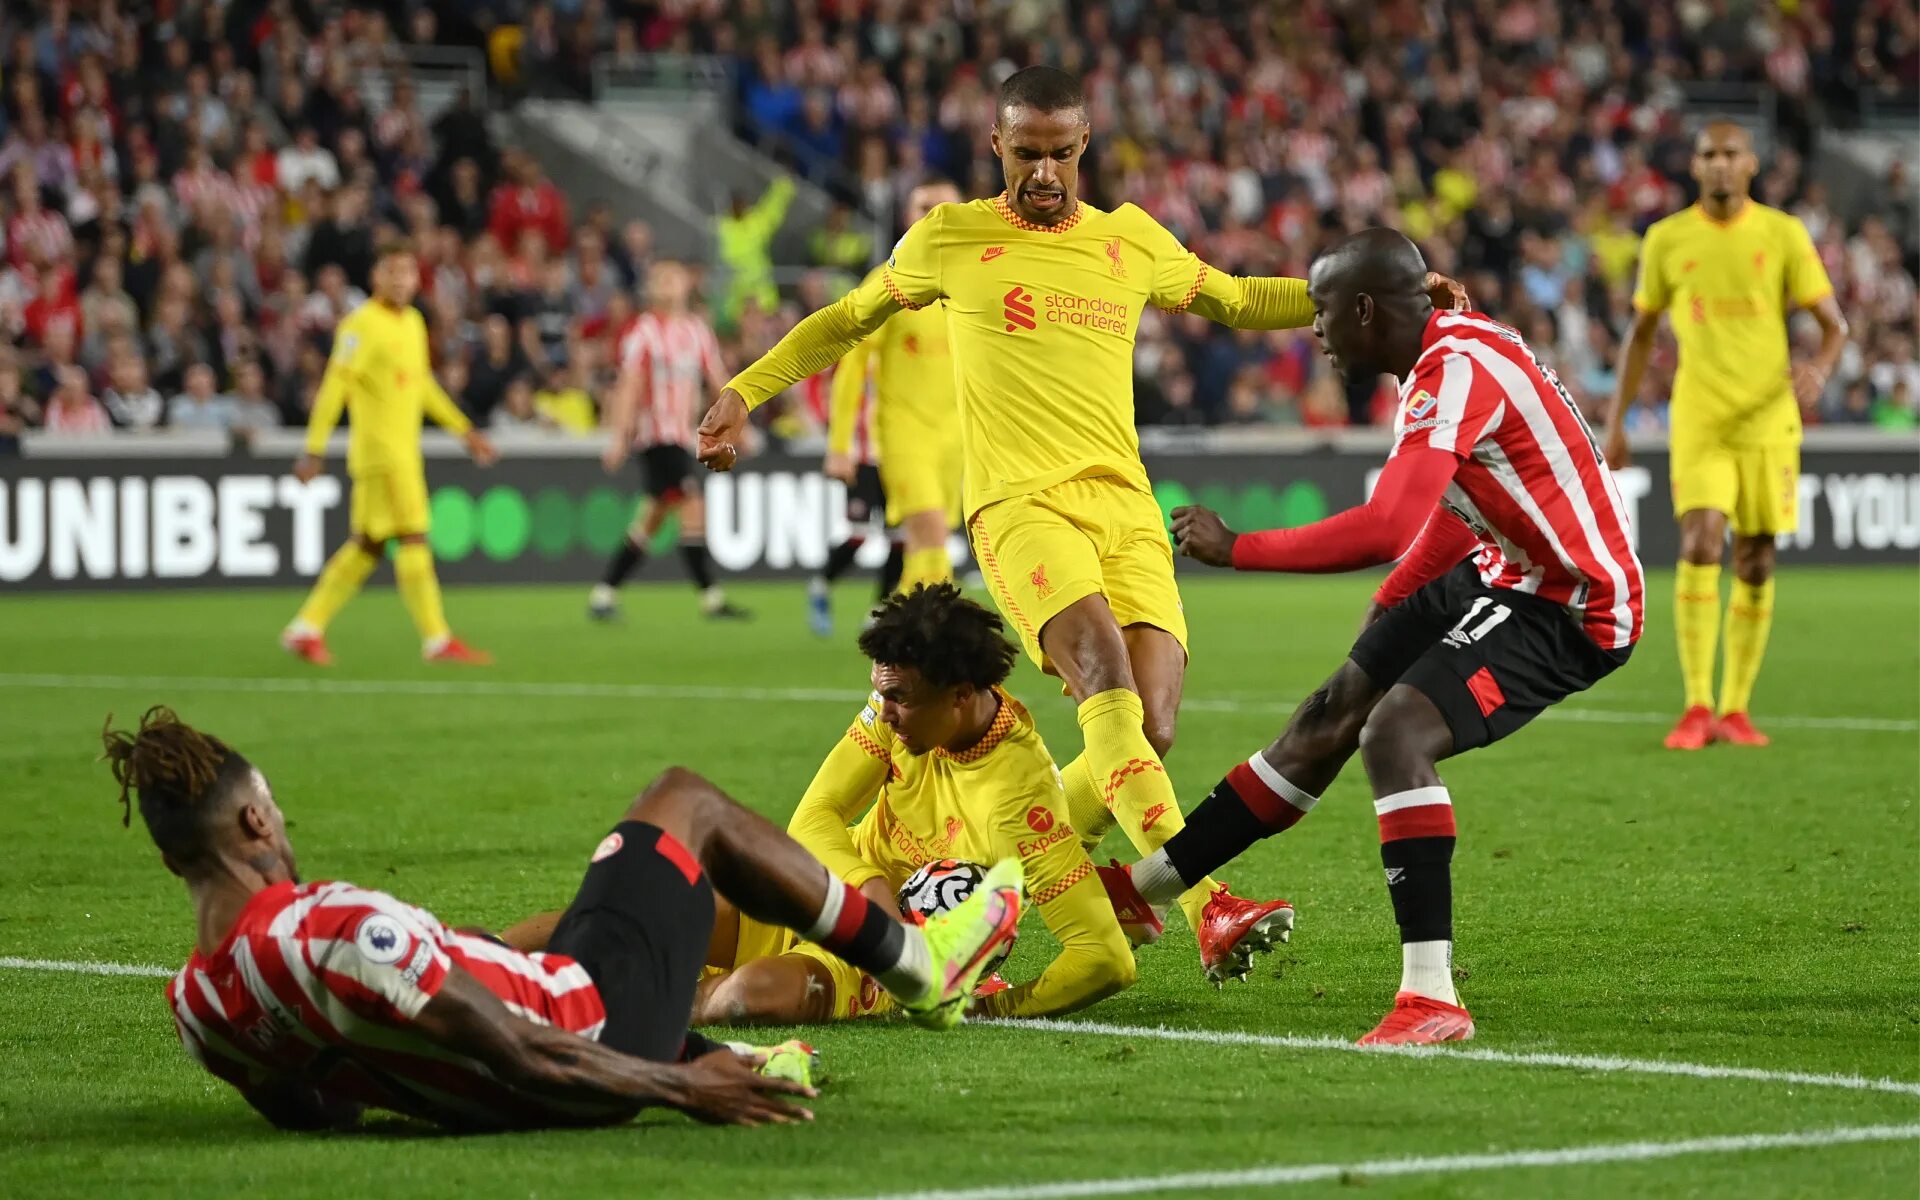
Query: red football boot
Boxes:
[
  {"xmin": 1356, "ymin": 991, "xmax": 1476, "ymax": 1046},
  {"xmin": 1198, "ymin": 886, "xmax": 1295, "ymax": 987},
  {"xmin": 279, "ymin": 628, "xmax": 333, "ymax": 666},
  {"xmin": 973, "ymin": 972, "xmax": 1011, "ymax": 1000},
  {"xmin": 1662, "ymin": 704, "xmax": 1716, "ymax": 750},
  {"xmin": 1713, "ymin": 712, "xmax": 1770, "ymax": 747},
  {"xmin": 1095, "ymin": 860, "xmax": 1167, "ymax": 946},
  {"xmin": 424, "ymin": 636, "xmax": 493, "ymax": 665}
]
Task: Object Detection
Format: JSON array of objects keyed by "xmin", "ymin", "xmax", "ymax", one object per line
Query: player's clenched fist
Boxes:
[
  {"xmin": 1424, "ymin": 272, "xmax": 1470, "ymax": 312},
  {"xmin": 697, "ymin": 390, "xmax": 750, "ymax": 472},
  {"xmin": 1171, "ymin": 504, "xmax": 1239, "ymax": 568}
]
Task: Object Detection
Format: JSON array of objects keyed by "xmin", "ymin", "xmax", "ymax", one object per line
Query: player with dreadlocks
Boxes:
[
  {"xmin": 673, "ymin": 584, "xmax": 1139, "ymax": 1023},
  {"xmin": 107, "ymin": 708, "xmax": 1020, "ymax": 1132}
]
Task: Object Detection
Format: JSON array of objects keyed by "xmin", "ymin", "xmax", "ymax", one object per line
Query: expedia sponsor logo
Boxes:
[{"xmin": 1018, "ymin": 824, "xmax": 1072, "ymax": 858}]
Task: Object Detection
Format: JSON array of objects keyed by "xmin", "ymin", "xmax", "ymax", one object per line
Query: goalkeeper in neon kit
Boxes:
[
  {"xmin": 694, "ymin": 585, "xmax": 1137, "ymax": 1023},
  {"xmin": 696, "ymin": 67, "xmax": 1477, "ymax": 982}
]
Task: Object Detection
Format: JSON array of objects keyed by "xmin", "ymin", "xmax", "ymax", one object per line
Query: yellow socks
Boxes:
[
  {"xmin": 394, "ymin": 542, "xmax": 451, "ymax": 644},
  {"xmin": 1061, "ymin": 753, "xmax": 1116, "ymax": 850},
  {"xmin": 898, "ymin": 545, "xmax": 953, "ymax": 593},
  {"xmin": 1674, "ymin": 561, "xmax": 1721, "ymax": 711},
  {"xmin": 1719, "ymin": 578, "xmax": 1774, "ymax": 716},
  {"xmin": 293, "ymin": 542, "xmax": 378, "ymax": 633},
  {"xmin": 1075, "ymin": 688, "xmax": 1222, "ymax": 933}
]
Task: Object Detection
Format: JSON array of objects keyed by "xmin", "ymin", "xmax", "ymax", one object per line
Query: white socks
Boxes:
[
  {"xmin": 1401, "ymin": 940, "xmax": 1458, "ymax": 1006},
  {"xmin": 1130, "ymin": 849, "xmax": 1188, "ymax": 907}
]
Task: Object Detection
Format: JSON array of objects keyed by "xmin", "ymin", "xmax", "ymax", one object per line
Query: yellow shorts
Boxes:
[
  {"xmin": 349, "ymin": 471, "xmax": 431, "ymax": 542},
  {"xmin": 880, "ymin": 444, "xmax": 963, "ymax": 527},
  {"xmin": 1670, "ymin": 437, "xmax": 1800, "ymax": 537},
  {"xmin": 968, "ymin": 475, "xmax": 1187, "ymax": 671},
  {"xmin": 699, "ymin": 914, "xmax": 893, "ymax": 1021}
]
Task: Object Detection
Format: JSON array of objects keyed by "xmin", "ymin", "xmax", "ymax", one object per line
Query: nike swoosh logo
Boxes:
[{"xmin": 980, "ymin": 247, "xmax": 1006, "ymax": 262}]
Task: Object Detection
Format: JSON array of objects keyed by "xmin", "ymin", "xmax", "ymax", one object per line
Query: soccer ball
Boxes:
[{"xmin": 896, "ymin": 858, "xmax": 1015, "ymax": 973}]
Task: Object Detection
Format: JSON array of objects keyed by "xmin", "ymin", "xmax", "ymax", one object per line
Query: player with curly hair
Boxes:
[
  {"xmin": 682, "ymin": 584, "xmax": 1141, "ymax": 1024},
  {"xmin": 108, "ymin": 707, "xmax": 1020, "ymax": 1132}
]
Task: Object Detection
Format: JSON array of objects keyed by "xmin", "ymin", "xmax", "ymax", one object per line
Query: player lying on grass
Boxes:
[
  {"xmin": 1115, "ymin": 229, "xmax": 1644, "ymax": 1044},
  {"xmin": 694, "ymin": 584, "xmax": 1143, "ymax": 1022},
  {"xmin": 106, "ymin": 708, "xmax": 1020, "ymax": 1132}
]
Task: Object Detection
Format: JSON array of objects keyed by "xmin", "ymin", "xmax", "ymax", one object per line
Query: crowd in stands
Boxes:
[{"xmin": 1, "ymin": 0, "xmax": 1916, "ymax": 455}]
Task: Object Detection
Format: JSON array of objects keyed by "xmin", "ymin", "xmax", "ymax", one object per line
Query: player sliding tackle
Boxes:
[
  {"xmin": 690, "ymin": 584, "xmax": 1136, "ymax": 1023},
  {"xmin": 1115, "ymin": 229, "xmax": 1644, "ymax": 1043},
  {"xmin": 107, "ymin": 708, "xmax": 1019, "ymax": 1133},
  {"xmin": 700, "ymin": 65, "xmax": 1469, "ymax": 984}
]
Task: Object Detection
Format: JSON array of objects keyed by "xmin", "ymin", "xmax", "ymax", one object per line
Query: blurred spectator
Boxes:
[
  {"xmin": 168, "ymin": 363, "xmax": 237, "ymax": 431},
  {"xmin": 101, "ymin": 352, "xmax": 164, "ymax": 431},
  {"xmin": 488, "ymin": 151, "xmax": 569, "ymax": 257},
  {"xmin": 533, "ymin": 362, "xmax": 597, "ymax": 433},
  {"xmin": 718, "ymin": 177, "xmax": 795, "ymax": 325},
  {"xmin": 490, "ymin": 374, "xmax": 545, "ymax": 431},
  {"xmin": 463, "ymin": 313, "xmax": 531, "ymax": 426},
  {"xmin": 43, "ymin": 363, "xmax": 110, "ymax": 434}
]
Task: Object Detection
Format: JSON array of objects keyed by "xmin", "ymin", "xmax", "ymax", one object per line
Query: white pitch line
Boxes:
[
  {"xmin": 5, "ymin": 957, "xmax": 1918, "ymax": 1099},
  {"xmin": 2, "ymin": 673, "xmax": 1914, "ymax": 733},
  {"xmin": 815, "ymin": 1124, "xmax": 1920, "ymax": 1200},
  {"xmin": 993, "ymin": 1018, "xmax": 1920, "ymax": 1098},
  {"xmin": 0, "ymin": 955, "xmax": 173, "ymax": 978}
]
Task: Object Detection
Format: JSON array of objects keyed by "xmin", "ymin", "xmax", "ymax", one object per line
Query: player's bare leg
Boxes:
[
  {"xmin": 1668, "ymin": 507, "xmax": 1728, "ymax": 749},
  {"xmin": 680, "ymin": 493, "xmax": 750, "ymax": 620},
  {"xmin": 399, "ymin": 531, "xmax": 490, "ymax": 664},
  {"xmin": 591, "ymin": 497, "xmax": 670, "ymax": 619},
  {"xmin": 898, "ymin": 509, "xmax": 955, "ymax": 592},
  {"xmin": 1715, "ymin": 533, "xmax": 1777, "ymax": 746},
  {"xmin": 282, "ymin": 533, "xmax": 386, "ymax": 665},
  {"xmin": 694, "ymin": 954, "xmax": 840, "ymax": 1026},
  {"xmin": 618, "ymin": 768, "xmax": 1014, "ymax": 1022}
]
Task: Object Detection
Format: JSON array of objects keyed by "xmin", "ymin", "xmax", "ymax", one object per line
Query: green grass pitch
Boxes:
[{"xmin": 1, "ymin": 568, "xmax": 1915, "ymax": 1198}]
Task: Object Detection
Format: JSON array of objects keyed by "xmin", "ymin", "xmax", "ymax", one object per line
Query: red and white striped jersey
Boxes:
[
  {"xmin": 1393, "ymin": 311, "xmax": 1645, "ymax": 650},
  {"xmin": 618, "ymin": 310, "xmax": 724, "ymax": 450},
  {"xmin": 167, "ymin": 880, "xmax": 620, "ymax": 1131}
]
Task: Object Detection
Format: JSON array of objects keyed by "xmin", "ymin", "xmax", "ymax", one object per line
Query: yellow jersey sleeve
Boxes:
[
  {"xmin": 1122, "ymin": 205, "xmax": 1313, "ymax": 328},
  {"xmin": 1631, "ymin": 219, "xmax": 1670, "ymax": 314},
  {"xmin": 303, "ymin": 310, "xmax": 362, "ymax": 456},
  {"xmin": 827, "ymin": 285, "xmax": 880, "ymax": 457},
  {"xmin": 1782, "ymin": 214, "xmax": 1835, "ymax": 309},
  {"xmin": 972, "ymin": 786, "xmax": 1135, "ymax": 1019},
  {"xmin": 786, "ymin": 695, "xmax": 896, "ymax": 891}
]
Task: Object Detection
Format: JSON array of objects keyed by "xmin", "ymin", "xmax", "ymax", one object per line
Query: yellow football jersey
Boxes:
[
  {"xmin": 729, "ymin": 193, "xmax": 1312, "ymax": 517},
  {"xmin": 788, "ymin": 687, "xmax": 1134, "ymax": 1018},
  {"xmin": 304, "ymin": 301, "xmax": 472, "ymax": 476},
  {"xmin": 828, "ymin": 267, "xmax": 958, "ymax": 461},
  {"xmin": 1632, "ymin": 202, "xmax": 1835, "ymax": 445}
]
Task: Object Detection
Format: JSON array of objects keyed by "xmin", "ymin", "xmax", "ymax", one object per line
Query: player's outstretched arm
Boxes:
[
  {"xmin": 699, "ymin": 286, "xmax": 903, "ymax": 471},
  {"xmin": 1176, "ymin": 447, "xmax": 1459, "ymax": 573},
  {"xmin": 412, "ymin": 963, "xmax": 815, "ymax": 1126}
]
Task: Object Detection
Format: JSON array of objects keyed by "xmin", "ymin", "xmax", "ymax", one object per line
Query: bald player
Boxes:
[
  {"xmin": 1605, "ymin": 121, "xmax": 1847, "ymax": 751},
  {"xmin": 1116, "ymin": 229, "xmax": 1643, "ymax": 1044}
]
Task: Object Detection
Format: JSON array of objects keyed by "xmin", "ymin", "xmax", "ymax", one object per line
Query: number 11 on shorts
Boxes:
[{"xmin": 1446, "ymin": 597, "xmax": 1512, "ymax": 647}]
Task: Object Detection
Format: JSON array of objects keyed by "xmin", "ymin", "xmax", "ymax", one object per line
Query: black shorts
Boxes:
[
  {"xmin": 639, "ymin": 444, "xmax": 697, "ymax": 502},
  {"xmin": 1349, "ymin": 560, "xmax": 1633, "ymax": 753},
  {"xmin": 546, "ymin": 821, "xmax": 715, "ymax": 1062},
  {"xmin": 845, "ymin": 463, "xmax": 885, "ymax": 525}
]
